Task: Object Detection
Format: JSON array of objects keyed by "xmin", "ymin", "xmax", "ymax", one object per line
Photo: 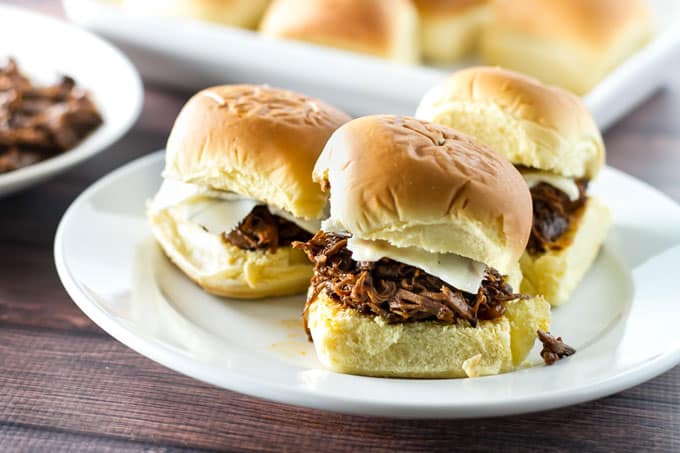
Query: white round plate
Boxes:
[
  {"xmin": 55, "ymin": 151, "xmax": 680, "ymax": 419},
  {"xmin": 0, "ymin": 5, "xmax": 142, "ymax": 197}
]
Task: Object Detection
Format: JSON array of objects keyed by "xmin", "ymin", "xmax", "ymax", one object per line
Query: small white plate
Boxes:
[
  {"xmin": 55, "ymin": 151, "xmax": 680, "ymax": 419},
  {"xmin": 0, "ymin": 5, "xmax": 142, "ymax": 198}
]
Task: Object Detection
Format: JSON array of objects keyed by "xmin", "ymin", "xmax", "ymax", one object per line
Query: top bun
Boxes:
[
  {"xmin": 313, "ymin": 115, "xmax": 532, "ymax": 273},
  {"xmin": 411, "ymin": 0, "xmax": 491, "ymax": 64},
  {"xmin": 121, "ymin": 0, "xmax": 271, "ymax": 29},
  {"xmin": 412, "ymin": 0, "xmax": 488, "ymax": 15},
  {"xmin": 259, "ymin": 0, "xmax": 419, "ymax": 64},
  {"xmin": 487, "ymin": 0, "xmax": 650, "ymax": 50},
  {"xmin": 415, "ymin": 66, "xmax": 605, "ymax": 179},
  {"xmin": 164, "ymin": 85, "xmax": 351, "ymax": 219},
  {"xmin": 479, "ymin": 0, "xmax": 652, "ymax": 95}
]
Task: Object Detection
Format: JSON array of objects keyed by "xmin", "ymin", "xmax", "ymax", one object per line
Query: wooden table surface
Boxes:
[{"xmin": 1, "ymin": 1, "xmax": 679, "ymax": 451}]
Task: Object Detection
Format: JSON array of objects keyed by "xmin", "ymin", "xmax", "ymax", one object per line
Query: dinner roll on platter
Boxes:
[
  {"xmin": 416, "ymin": 66, "xmax": 611, "ymax": 306},
  {"xmin": 480, "ymin": 0, "xmax": 652, "ymax": 94},
  {"xmin": 295, "ymin": 115, "xmax": 550, "ymax": 378},
  {"xmin": 148, "ymin": 85, "xmax": 350, "ymax": 299},
  {"xmin": 259, "ymin": 0, "xmax": 419, "ymax": 63},
  {"xmin": 121, "ymin": 0, "xmax": 271, "ymax": 29},
  {"xmin": 412, "ymin": 0, "xmax": 490, "ymax": 64}
]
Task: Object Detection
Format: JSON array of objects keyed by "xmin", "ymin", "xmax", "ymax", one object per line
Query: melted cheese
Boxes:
[
  {"xmin": 521, "ymin": 171, "xmax": 580, "ymax": 201},
  {"xmin": 269, "ymin": 206, "xmax": 321, "ymax": 234},
  {"xmin": 149, "ymin": 179, "xmax": 320, "ymax": 234},
  {"xmin": 320, "ymin": 217, "xmax": 348, "ymax": 234},
  {"xmin": 346, "ymin": 237, "xmax": 486, "ymax": 294},
  {"xmin": 183, "ymin": 198, "xmax": 258, "ymax": 235},
  {"xmin": 149, "ymin": 179, "xmax": 203, "ymax": 213}
]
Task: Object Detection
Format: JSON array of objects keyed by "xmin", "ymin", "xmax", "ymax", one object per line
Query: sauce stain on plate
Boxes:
[
  {"xmin": 270, "ymin": 341, "xmax": 309, "ymax": 358},
  {"xmin": 272, "ymin": 319, "xmax": 311, "ymax": 358},
  {"xmin": 280, "ymin": 319, "xmax": 304, "ymax": 329}
]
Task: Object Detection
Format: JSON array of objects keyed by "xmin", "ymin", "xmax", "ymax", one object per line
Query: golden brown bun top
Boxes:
[
  {"xmin": 313, "ymin": 115, "xmax": 533, "ymax": 270},
  {"xmin": 492, "ymin": 0, "xmax": 651, "ymax": 49},
  {"xmin": 412, "ymin": 0, "xmax": 488, "ymax": 16},
  {"xmin": 164, "ymin": 85, "xmax": 351, "ymax": 219},
  {"xmin": 121, "ymin": 0, "xmax": 272, "ymax": 29},
  {"xmin": 416, "ymin": 66, "xmax": 605, "ymax": 178},
  {"xmin": 259, "ymin": 0, "xmax": 418, "ymax": 62}
]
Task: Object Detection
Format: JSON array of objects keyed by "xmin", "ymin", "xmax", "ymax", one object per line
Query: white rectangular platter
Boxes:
[{"xmin": 64, "ymin": 0, "xmax": 680, "ymax": 129}]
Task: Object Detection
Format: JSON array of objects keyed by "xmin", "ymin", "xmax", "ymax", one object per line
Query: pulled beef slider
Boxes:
[
  {"xmin": 416, "ymin": 66, "xmax": 611, "ymax": 306},
  {"xmin": 298, "ymin": 115, "xmax": 550, "ymax": 378},
  {"xmin": 148, "ymin": 84, "xmax": 350, "ymax": 299}
]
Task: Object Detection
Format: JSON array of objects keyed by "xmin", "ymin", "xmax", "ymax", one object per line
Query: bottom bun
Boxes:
[
  {"xmin": 307, "ymin": 290, "xmax": 550, "ymax": 378},
  {"xmin": 520, "ymin": 197, "xmax": 611, "ymax": 306},
  {"xmin": 149, "ymin": 206, "xmax": 312, "ymax": 299}
]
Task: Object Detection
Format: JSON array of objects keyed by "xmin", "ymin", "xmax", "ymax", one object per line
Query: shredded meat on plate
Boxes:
[
  {"xmin": 537, "ymin": 330, "xmax": 576, "ymax": 365},
  {"xmin": 294, "ymin": 232, "xmax": 526, "ymax": 334},
  {"xmin": 0, "ymin": 58, "xmax": 103, "ymax": 173},
  {"xmin": 527, "ymin": 179, "xmax": 589, "ymax": 255},
  {"xmin": 224, "ymin": 205, "xmax": 312, "ymax": 253}
]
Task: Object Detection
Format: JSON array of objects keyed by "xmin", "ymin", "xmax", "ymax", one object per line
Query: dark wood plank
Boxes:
[
  {"xmin": 0, "ymin": 326, "xmax": 678, "ymax": 452},
  {"xmin": 0, "ymin": 423, "xmax": 198, "ymax": 453},
  {"xmin": 0, "ymin": 243, "xmax": 97, "ymax": 333},
  {"xmin": 606, "ymin": 87, "xmax": 680, "ymax": 200}
]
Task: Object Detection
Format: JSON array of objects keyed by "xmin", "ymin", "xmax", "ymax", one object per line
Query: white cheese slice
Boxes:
[
  {"xmin": 149, "ymin": 179, "xmax": 203, "ymax": 213},
  {"xmin": 320, "ymin": 217, "xmax": 348, "ymax": 234},
  {"xmin": 269, "ymin": 206, "xmax": 321, "ymax": 234},
  {"xmin": 346, "ymin": 237, "xmax": 486, "ymax": 294},
  {"xmin": 521, "ymin": 171, "xmax": 580, "ymax": 201},
  {"xmin": 150, "ymin": 179, "xmax": 320, "ymax": 234},
  {"xmin": 186, "ymin": 198, "xmax": 258, "ymax": 235}
]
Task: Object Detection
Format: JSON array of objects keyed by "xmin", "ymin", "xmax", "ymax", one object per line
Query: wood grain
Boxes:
[
  {"xmin": 0, "ymin": 424, "xmax": 192, "ymax": 453},
  {"xmin": 1, "ymin": 326, "xmax": 678, "ymax": 452},
  {"xmin": 0, "ymin": 1, "xmax": 678, "ymax": 452}
]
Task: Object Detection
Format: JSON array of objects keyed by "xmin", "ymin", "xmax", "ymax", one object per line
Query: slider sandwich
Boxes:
[
  {"xmin": 294, "ymin": 115, "xmax": 550, "ymax": 378},
  {"xmin": 416, "ymin": 67, "xmax": 611, "ymax": 306},
  {"xmin": 148, "ymin": 85, "xmax": 350, "ymax": 298}
]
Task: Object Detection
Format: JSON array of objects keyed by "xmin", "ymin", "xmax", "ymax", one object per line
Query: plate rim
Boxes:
[
  {"xmin": 0, "ymin": 4, "xmax": 143, "ymax": 194},
  {"xmin": 54, "ymin": 151, "xmax": 680, "ymax": 418}
]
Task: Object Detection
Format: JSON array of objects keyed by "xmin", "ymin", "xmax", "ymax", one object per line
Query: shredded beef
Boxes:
[
  {"xmin": 537, "ymin": 330, "xmax": 576, "ymax": 365},
  {"xmin": 224, "ymin": 205, "xmax": 312, "ymax": 253},
  {"xmin": 527, "ymin": 179, "xmax": 589, "ymax": 255},
  {"xmin": 0, "ymin": 58, "xmax": 103, "ymax": 173},
  {"xmin": 294, "ymin": 232, "xmax": 526, "ymax": 334}
]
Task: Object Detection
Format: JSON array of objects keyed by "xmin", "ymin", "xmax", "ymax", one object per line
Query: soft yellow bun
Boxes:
[
  {"xmin": 164, "ymin": 85, "xmax": 350, "ymax": 220},
  {"xmin": 416, "ymin": 66, "xmax": 605, "ymax": 179},
  {"xmin": 307, "ymin": 290, "xmax": 550, "ymax": 378},
  {"xmin": 412, "ymin": 0, "xmax": 490, "ymax": 64},
  {"xmin": 259, "ymin": 0, "xmax": 419, "ymax": 64},
  {"xmin": 121, "ymin": 0, "xmax": 271, "ymax": 29},
  {"xmin": 314, "ymin": 115, "xmax": 532, "ymax": 274},
  {"xmin": 148, "ymin": 202, "xmax": 312, "ymax": 299},
  {"xmin": 521, "ymin": 197, "xmax": 611, "ymax": 306},
  {"xmin": 480, "ymin": 0, "xmax": 652, "ymax": 94}
]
